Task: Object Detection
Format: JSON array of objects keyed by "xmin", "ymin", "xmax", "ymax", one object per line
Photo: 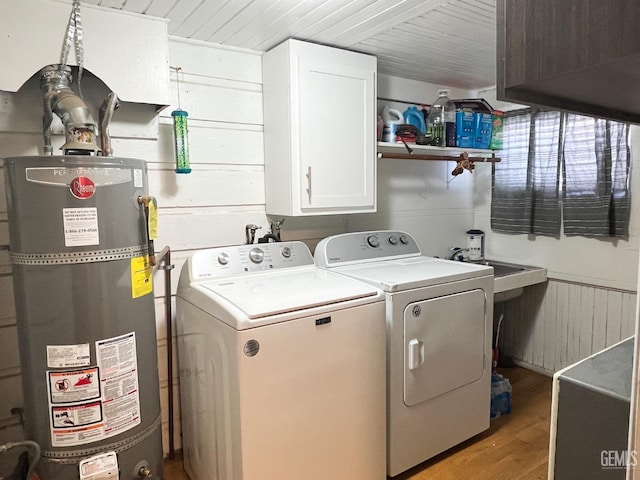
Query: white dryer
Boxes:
[
  {"xmin": 176, "ymin": 241, "xmax": 386, "ymax": 480},
  {"xmin": 315, "ymin": 231, "xmax": 494, "ymax": 476}
]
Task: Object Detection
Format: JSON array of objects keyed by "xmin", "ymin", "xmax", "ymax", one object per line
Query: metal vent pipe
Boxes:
[{"xmin": 39, "ymin": 64, "xmax": 100, "ymax": 155}]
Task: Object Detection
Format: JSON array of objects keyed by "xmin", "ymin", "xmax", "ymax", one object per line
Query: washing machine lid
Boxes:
[
  {"xmin": 335, "ymin": 257, "xmax": 493, "ymax": 292},
  {"xmin": 197, "ymin": 266, "xmax": 380, "ymax": 320}
]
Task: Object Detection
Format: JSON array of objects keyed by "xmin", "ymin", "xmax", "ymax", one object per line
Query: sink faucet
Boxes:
[{"xmin": 446, "ymin": 247, "xmax": 469, "ymax": 261}]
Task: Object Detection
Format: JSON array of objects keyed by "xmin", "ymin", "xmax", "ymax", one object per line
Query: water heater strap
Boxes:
[
  {"xmin": 10, "ymin": 245, "xmax": 149, "ymax": 265},
  {"xmin": 40, "ymin": 414, "xmax": 161, "ymax": 464}
]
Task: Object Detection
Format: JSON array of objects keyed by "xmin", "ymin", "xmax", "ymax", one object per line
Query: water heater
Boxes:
[{"xmin": 4, "ymin": 156, "xmax": 163, "ymax": 480}]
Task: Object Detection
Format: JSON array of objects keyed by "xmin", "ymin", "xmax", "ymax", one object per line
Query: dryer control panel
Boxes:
[
  {"xmin": 315, "ymin": 231, "xmax": 421, "ymax": 267},
  {"xmin": 188, "ymin": 241, "xmax": 314, "ymax": 280}
]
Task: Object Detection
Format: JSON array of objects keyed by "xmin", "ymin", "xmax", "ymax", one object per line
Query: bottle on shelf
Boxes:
[
  {"xmin": 426, "ymin": 89, "xmax": 457, "ymax": 147},
  {"xmin": 381, "ymin": 105, "xmax": 403, "ymax": 142},
  {"xmin": 421, "ymin": 105, "xmax": 429, "ymax": 128},
  {"xmin": 402, "ymin": 105, "xmax": 426, "ymax": 134}
]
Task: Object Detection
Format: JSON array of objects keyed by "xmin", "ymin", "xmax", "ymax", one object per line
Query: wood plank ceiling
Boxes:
[{"xmin": 83, "ymin": 0, "xmax": 497, "ymax": 90}]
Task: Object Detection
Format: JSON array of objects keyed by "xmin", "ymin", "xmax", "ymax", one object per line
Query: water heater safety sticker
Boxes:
[
  {"xmin": 50, "ymin": 402, "xmax": 104, "ymax": 445},
  {"xmin": 79, "ymin": 451, "xmax": 119, "ymax": 480},
  {"xmin": 46, "ymin": 366, "xmax": 105, "ymax": 447},
  {"xmin": 62, "ymin": 207, "xmax": 99, "ymax": 247},
  {"xmin": 134, "ymin": 168, "xmax": 144, "ymax": 188},
  {"xmin": 131, "ymin": 256, "xmax": 153, "ymax": 298},
  {"xmin": 46, "ymin": 333, "xmax": 142, "ymax": 446},
  {"xmin": 96, "ymin": 332, "xmax": 141, "ymax": 438},
  {"xmin": 51, "ymin": 402, "xmax": 102, "ymax": 429},
  {"xmin": 47, "ymin": 343, "xmax": 90, "ymax": 368},
  {"xmin": 48, "ymin": 368, "xmax": 100, "ymax": 404}
]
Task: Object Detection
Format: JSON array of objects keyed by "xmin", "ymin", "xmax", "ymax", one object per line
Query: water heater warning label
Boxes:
[
  {"xmin": 131, "ymin": 256, "xmax": 153, "ymax": 298},
  {"xmin": 49, "ymin": 368, "xmax": 100, "ymax": 404},
  {"xmin": 46, "ymin": 333, "xmax": 141, "ymax": 447},
  {"xmin": 79, "ymin": 451, "xmax": 119, "ymax": 480},
  {"xmin": 47, "ymin": 367, "xmax": 104, "ymax": 447},
  {"xmin": 96, "ymin": 332, "xmax": 141, "ymax": 438},
  {"xmin": 63, "ymin": 208, "xmax": 99, "ymax": 247},
  {"xmin": 51, "ymin": 402, "xmax": 102, "ymax": 429},
  {"xmin": 47, "ymin": 343, "xmax": 90, "ymax": 368}
]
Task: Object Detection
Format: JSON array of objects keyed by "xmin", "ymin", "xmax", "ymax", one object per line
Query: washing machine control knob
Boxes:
[
  {"xmin": 249, "ymin": 248, "xmax": 264, "ymax": 263},
  {"xmin": 281, "ymin": 246, "xmax": 292, "ymax": 258},
  {"xmin": 366, "ymin": 234, "xmax": 380, "ymax": 248},
  {"xmin": 388, "ymin": 235, "xmax": 398, "ymax": 245},
  {"xmin": 217, "ymin": 253, "xmax": 229, "ymax": 265},
  {"xmin": 399, "ymin": 235, "xmax": 409, "ymax": 245}
]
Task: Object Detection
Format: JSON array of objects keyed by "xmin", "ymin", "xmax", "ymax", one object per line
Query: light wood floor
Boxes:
[{"xmin": 163, "ymin": 366, "xmax": 552, "ymax": 480}]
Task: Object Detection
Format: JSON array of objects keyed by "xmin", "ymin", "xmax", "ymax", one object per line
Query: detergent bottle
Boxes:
[
  {"xmin": 382, "ymin": 105, "xmax": 403, "ymax": 142},
  {"xmin": 403, "ymin": 105, "xmax": 426, "ymax": 134}
]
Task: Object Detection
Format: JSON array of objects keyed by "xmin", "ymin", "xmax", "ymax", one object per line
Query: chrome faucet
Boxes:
[{"xmin": 446, "ymin": 247, "xmax": 469, "ymax": 261}]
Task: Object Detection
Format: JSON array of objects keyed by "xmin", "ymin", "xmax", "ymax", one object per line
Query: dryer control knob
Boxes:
[
  {"xmin": 399, "ymin": 235, "xmax": 409, "ymax": 245},
  {"xmin": 281, "ymin": 246, "xmax": 292, "ymax": 258},
  {"xmin": 217, "ymin": 253, "xmax": 229, "ymax": 265},
  {"xmin": 249, "ymin": 247, "xmax": 264, "ymax": 263},
  {"xmin": 366, "ymin": 235, "xmax": 380, "ymax": 248},
  {"xmin": 388, "ymin": 235, "xmax": 398, "ymax": 245}
]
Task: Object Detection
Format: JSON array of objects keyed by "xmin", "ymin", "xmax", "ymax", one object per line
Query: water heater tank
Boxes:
[{"xmin": 4, "ymin": 156, "xmax": 163, "ymax": 480}]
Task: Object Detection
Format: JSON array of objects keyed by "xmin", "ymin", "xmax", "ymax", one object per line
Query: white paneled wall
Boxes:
[
  {"xmin": 348, "ymin": 158, "xmax": 484, "ymax": 258},
  {"xmin": 496, "ymin": 280, "xmax": 637, "ymax": 375}
]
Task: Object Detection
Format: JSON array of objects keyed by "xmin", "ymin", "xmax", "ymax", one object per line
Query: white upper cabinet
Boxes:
[{"xmin": 262, "ymin": 39, "xmax": 377, "ymax": 216}]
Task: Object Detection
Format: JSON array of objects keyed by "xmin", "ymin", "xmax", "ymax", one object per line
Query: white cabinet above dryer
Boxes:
[{"xmin": 262, "ymin": 39, "xmax": 377, "ymax": 216}]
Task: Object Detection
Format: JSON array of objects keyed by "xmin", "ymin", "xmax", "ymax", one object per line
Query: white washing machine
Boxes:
[
  {"xmin": 176, "ymin": 241, "xmax": 386, "ymax": 480},
  {"xmin": 315, "ymin": 231, "xmax": 494, "ymax": 476}
]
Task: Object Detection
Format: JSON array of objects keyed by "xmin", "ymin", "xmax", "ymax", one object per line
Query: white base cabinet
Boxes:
[{"xmin": 262, "ymin": 39, "xmax": 377, "ymax": 216}]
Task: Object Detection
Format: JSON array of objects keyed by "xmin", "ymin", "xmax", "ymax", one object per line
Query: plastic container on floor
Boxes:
[{"xmin": 490, "ymin": 373, "xmax": 512, "ymax": 418}]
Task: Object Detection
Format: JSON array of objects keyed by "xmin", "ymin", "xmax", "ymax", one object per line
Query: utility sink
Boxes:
[
  {"xmin": 481, "ymin": 260, "xmax": 548, "ymax": 302},
  {"xmin": 484, "ymin": 262, "xmax": 526, "ymax": 278}
]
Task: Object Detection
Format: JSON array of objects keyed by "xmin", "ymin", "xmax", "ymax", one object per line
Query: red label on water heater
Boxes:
[{"xmin": 69, "ymin": 177, "xmax": 96, "ymax": 199}]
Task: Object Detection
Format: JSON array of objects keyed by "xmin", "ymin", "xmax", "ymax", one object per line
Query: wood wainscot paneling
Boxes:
[{"xmin": 497, "ymin": 279, "xmax": 637, "ymax": 374}]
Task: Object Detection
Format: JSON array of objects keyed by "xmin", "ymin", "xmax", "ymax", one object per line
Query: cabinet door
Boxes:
[
  {"xmin": 295, "ymin": 46, "xmax": 376, "ymax": 212},
  {"xmin": 497, "ymin": 0, "xmax": 640, "ymax": 122}
]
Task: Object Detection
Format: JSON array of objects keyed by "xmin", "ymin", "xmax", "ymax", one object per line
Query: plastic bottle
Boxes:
[
  {"xmin": 376, "ymin": 115, "xmax": 384, "ymax": 141},
  {"xmin": 421, "ymin": 105, "xmax": 429, "ymax": 127},
  {"xmin": 402, "ymin": 105, "xmax": 426, "ymax": 134},
  {"xmin": 445, "ymin": 104, "xmax": 457, "ymax": 147},
  {"xmin": 490, "ymin": 373, "xmax": 512, "ymax": 418},
  {"xmin": 426, "ymin": 89, "xmax": 456, "ymax": 147},
  {"xmin": 382, "ymin": 106, "xmax": 403, "ymax": 143}
]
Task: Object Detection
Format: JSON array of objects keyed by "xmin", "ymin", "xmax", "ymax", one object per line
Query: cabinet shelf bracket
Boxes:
[{"xmin": 376, "ymin": 150, "xmax": 501, "ymax": 164}]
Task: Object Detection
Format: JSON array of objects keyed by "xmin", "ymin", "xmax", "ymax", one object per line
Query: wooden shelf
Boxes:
[{"xmin": 377, "ymin": 142, "xmax": 501, "ymax": 163}]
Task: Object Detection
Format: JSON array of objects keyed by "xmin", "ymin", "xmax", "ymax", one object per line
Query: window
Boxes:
[{"xmin": 491, "ymin": 109, "xmax": 630, "ymax": 237}]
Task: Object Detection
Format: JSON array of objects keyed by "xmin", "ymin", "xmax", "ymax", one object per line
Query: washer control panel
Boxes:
[
  {"xmin": 315, "ymin": 231, "xmax": 421, "ymax": 266},
  {"xmin": 189, "ymin": 241, "xmax": 314, "ymax": 280}
]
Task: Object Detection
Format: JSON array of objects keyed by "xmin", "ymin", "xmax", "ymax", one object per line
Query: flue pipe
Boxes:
[{"xmin": 39, "ymin": 64, "xmax": 100, "ymax": 155}]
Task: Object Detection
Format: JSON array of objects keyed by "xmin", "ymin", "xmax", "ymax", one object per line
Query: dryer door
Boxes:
[{"xmin": 404, "ymin": 289, "xmax": 486, "ymax": 407}]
